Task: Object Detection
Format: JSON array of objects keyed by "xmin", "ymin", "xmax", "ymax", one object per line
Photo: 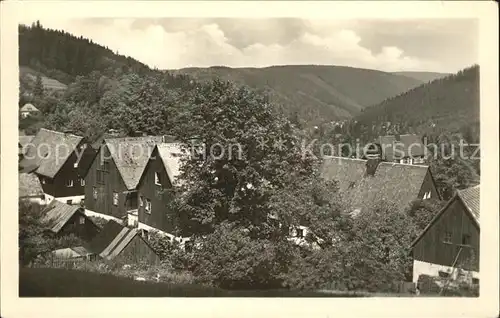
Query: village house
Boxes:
[
  {"xmin": 135, "ymin": 142, "xmax": 185, "ymax": 238},
  {"xmin": 19, "ymin": 103, "xmax": 40, "ymax": 118},
  {"xmin": 19, "ymin": 172, "xmax": 46, "ymax": 205},
  {"xmin": 84, "ymin": 136, "xmax": 163, "ymax": 222},
  {"xmin": 19, "ymin": 129, "xmax": 96, "ymax": 205},
  {"xmin": 41, "ymin": 200, "xmax": 100, "ymax": 241},
  {"xmin": 377, "ymin": 134, "xmax": 426, "ymax": 165},
  {"xmin": 86, "ymin": 220, "xmax": 160, "ymax": 265},
  {"xmin": 411, "ymin": 185, "xmax": 480, "ymax": 284},
  {"xmin": 320, "ymin": 156, "xmax": 440, "ymax": 215}
]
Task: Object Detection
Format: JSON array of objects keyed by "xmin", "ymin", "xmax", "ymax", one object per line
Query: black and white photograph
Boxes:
[{"xmin": 1, "ymin": 1, "xmax": 499, "ymax": 317}]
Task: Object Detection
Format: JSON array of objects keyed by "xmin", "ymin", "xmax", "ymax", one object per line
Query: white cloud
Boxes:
[{"xmin": 19, "ymin": 18, "xmax": 441, "ymax": 72}]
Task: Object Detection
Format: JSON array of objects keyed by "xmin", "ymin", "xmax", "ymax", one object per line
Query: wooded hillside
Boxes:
[{"xmin": 173, "ymin": 65, "xmax": 424, "ymax": 126}]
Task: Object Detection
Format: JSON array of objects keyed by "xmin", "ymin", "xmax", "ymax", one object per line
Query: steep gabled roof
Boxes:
[
  {"xmin": 20, "ymin": 103, "xmax": 40, "ymax": 112},
  {"xmin": 156, "ymin": 143, "xmax": 187, "ymax": 186},
  {"xmin": 20, "ymin": 128, "xmax": 84, "ymax": 178},
  {"xmin": 457, "ymin": 185, "xmax": 480, "ymax": 224},
  {"xmin": 104, "ymin": 136, "xmax": 163, "ymax": 190},
  {"xmin": 87, "ymin": 220, "xmax": 155, "ymax": 261},
  {"xmin": 19, "ymin": 172, "xmax": 44, "ymax": 198},
  {"xmin": 321, "ymin": 156, "xmax": 430, "ymax": 213},
  {"xmin": 41, "ymin": 200, "xmax": 85, "ymax": 233},
  {"xmin": 411, "ymin": 184, "xmax": 480, "ymax": 248}
]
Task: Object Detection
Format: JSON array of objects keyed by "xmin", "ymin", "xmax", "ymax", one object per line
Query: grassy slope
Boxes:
[
  {"xmin": 356, "ymin": 65, "xmax": 479, "ymax": 135},
  {"xmin": 19, "ymin": 267, "xmax": 369, "ymax": 297},
  {"xmin": 172, "ymin": 65, "xmax": 423, "ymax": 125},
  {"xmin": 20, "ymin": 66, "xmax": 67, "ymax": 91},
  {"xmin": 393, "ymin": 71, "xmax": 450, "ymax": 83}
]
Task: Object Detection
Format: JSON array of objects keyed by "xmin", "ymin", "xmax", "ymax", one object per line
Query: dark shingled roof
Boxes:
[
  {"xmin": 458, "ymin": 185, "xmax": 480, "ymax": 224},
  {"xmin": 41, "ymin": 200, "xmax": 84, "ymax": 233},
  {"xmin": 105, "ymin": 136, "xmax": 163, "ymax": 190},
  {"xmin": 19, "ymin": 173, "xmax": 44, "ymax": 198},
  {"xmin": 321, "ymin": 156, "xmax": 430, "ymax": 213},
  {"xmin": 20, "ymin": 129, "xmax": 84, "ymax": 178}
]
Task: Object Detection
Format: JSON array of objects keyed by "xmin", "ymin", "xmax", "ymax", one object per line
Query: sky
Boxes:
[{"xmin": 20, "ymin": 18, "xmax": 478, "ymax": 73}]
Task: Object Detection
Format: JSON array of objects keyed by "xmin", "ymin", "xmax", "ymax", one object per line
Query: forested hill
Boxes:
[
  {"xmin": 354, "ymin": 65, "xmax": 480, "ymax": 142},
  {"xmin": 172, "ymin": 65, "xmax": 424, "ymax": 126},
  {"xmin": 19, "ymin": 22, "xmax": 153, "ymax": 84}
]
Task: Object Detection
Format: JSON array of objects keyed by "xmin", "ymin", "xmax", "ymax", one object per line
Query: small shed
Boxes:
[
  {"xmin": 20, "ymin": 103, "xmax": 40, "ymax": 118},
  {"xmin": 87, "ymin": 220, "xmax": 160, "ymax": 265},
  {"xmin": 41, "ymin": 200, "xmax": 100, "ymax": 241}
]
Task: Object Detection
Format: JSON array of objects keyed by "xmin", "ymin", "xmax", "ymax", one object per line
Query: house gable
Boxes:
[{"xmin": 411, "ymin": 194, "xmax": 479, "ymax": 271}]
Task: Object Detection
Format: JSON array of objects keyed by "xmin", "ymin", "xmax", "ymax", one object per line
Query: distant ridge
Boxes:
[
  {"xmin": 172, "ymin": 65, "xmax": 424, "ymax": 126},
  {"xmin": 392, "ymin": 71, "xmax": 450, "ymax": 83}
]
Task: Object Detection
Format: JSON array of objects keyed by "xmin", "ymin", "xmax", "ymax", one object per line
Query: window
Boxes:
[
  {"xmin": 93, "ymin": 187, "xmax": 98, "ymax": 199},
  {"xmin": 66, "ymin": 179, "xmax": 73, "ymax": 187},
  {"xmin": 296, "ymin": 228, "xmax": 304, "ymax": 238},
  {"xmin": 139, "ymin": 195, "xmax": 144, "ymax": 207},
  {"xmin": 80, "ymin": 178, "xmax": 85, "ymax": 186},
  {"xmin": 145, "ymin": 199, "xmax": 152, "ymax": 213},
  {"xmin": 67, "ymin": 200, "xmax": 73, "ymax": 205},
  {"xmin": 41, "ymin": 178, "xmax": 46, "ymax": 184},
  {"xmin": 462, "ymin": 234, "xmax": 471, "ymax": 246},
  {"xmin": 79, "ymin": 216, "xmax": 85, "ymax": 225},
  {"xmin": 113, "ymin": 192, "xmax": 119, "ymax": 206},
  {"xmin": 423, "ymin": 191, "xmax": 431, "ymax": 200},
  {"xmin": 443, "ymin": 231, "xmax": 452, "ymax": 244},
  {"xmin": 97, "ymin": 160, "xmax": 109, "ymax": 184},
  {"xmin": 155, "ymin": 172, "xmax": 161, "ymax": 185}
]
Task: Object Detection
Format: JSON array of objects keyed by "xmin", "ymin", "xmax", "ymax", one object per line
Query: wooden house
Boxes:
[
  {"xmin": 86, "ymin": 220, "xmax": 160, "ymax": 265},
  {"xmin": 84, "ymin": 136, "xmax": 163, "ymax": 221},
  {"xmin": 378, "ymin": 134, "xmax": 426, "ymax": 165},
  {"xmin": 411, "ymin": 185, "xmax": 480, "ymax": 284},
  {"xmin": 41, "ymin": 200, "xmax": 100, "ymax": 241},
  {"xmin": 19, "ymin": 103, "xmax": 40, "ymax": 118},
  {"xmin": 320, "ymin": 156, "xmax": 440, "ymax": 215},
  {"xmin": 135, "ymin": 143, "xmax": 186, "ymax": 237},
  {"xmin": 19, "ymin": 172, "xmax": 46, "ymax": 205},
  {"xmin": 19, "ymin": 129, "xmax": 96, "ymax": 205}
]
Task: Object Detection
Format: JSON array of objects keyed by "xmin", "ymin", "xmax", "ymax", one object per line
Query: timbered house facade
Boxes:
[
  {"xmin": 136, "ymin": 143, "xmax": 185, "ymax": 238},
  {"xmin": 411, "ymin": 185, "xmax": 480, "ymax": 284},
  {"xmin": 84, "ymin": 136, "xmax": 162, "ymax": 221},
  {"xmin": 19, "ymin": 129, "xmax": 96, "ymax": 205}
]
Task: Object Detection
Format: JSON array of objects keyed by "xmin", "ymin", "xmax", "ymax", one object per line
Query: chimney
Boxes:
[{"xmin": 365, "ymin": 158, "xmax": 382, "ymax": 177}]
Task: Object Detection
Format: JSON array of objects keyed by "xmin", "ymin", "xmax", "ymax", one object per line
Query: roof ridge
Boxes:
[
  {"xmin": 39, "ymin": 128, "xmax": 83, "ymax": 138},
  {"xmin": 323, "ymin": 156, "xmax": 367, "ymax": 162}
]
